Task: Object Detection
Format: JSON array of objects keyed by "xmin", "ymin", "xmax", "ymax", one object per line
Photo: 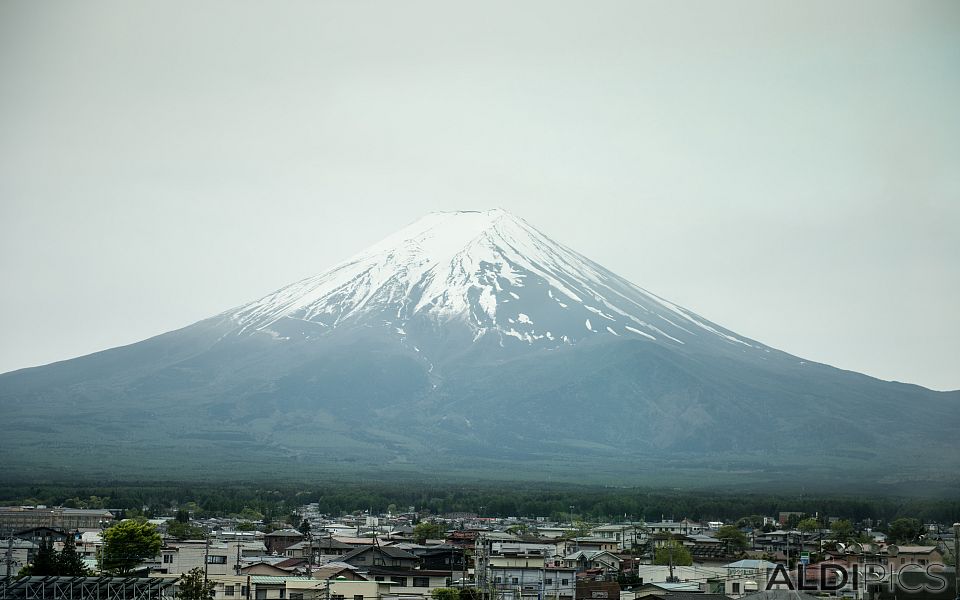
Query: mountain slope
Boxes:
[{"xmin": 1, "ymin": 209, "xmax": 957, "ymax": 489}]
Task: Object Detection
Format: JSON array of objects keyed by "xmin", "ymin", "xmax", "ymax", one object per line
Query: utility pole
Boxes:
[
  {"xmin": 667, "ymin": 537, "xmax": 678, "ymax": 583},
  {"xmin": 953, "ymin": 522, "xmax": 959, "ymax": 600},
  {"xmin": 306, "ymin": 531, "xmax": 313, "ymax": 579},
  {"xmin": 5, "ymin": 529, "xmax": 13, "ymax": 577},
  {"xmin": 236, "ymin": 543, "xmax": 242, "ymax": 576},
  {"xmin": 204, "ymin": 535, "xmax": 210, "ymax": 582},
  {"xmin": 786, "ymin": 532, "xmax": 791, "ymax": 569}
]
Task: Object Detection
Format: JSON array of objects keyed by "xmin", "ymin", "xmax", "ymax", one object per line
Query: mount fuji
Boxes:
[{"xmin": 2, "ymin": 209, "xmax": 958, "ymax": 489}]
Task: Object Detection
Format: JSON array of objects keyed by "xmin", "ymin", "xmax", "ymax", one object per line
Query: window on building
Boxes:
[
  {"xmin": 354, "ymin": 595, "xmax": 363, "ymax": 600},
  {"xmin": 495, "ymin": 577, "xmax": 502, "ymax": 583},
  {"xmin": 331, "ymin": 595, "xmax": 344, "ymax": 600},
  {"xmin": 561, "ymin": 579, "xmax": 569, "ymax": 586},
  {"xmin": 391, "ymin": 577, "xmax": 407, "ymax": 587},
  {"xmin": 163, "ymin": 554, "xmax": 174, "ymax": 564},
  {"xmin": 290, "ymin": 595, "xmax": 303, "ymax": 600},
  {"xmin": 255, "ymin": 590, "xmax": 267, "ymax": 600},
  {"xmin": 413, "ymin": 577, "xmax": 430, "ymax": 588},
  {"xmin": 545, "ymin": 579, "xmax": 553, "ymax": 585},
  {"xmin": 279, "ymin": 590, "xmax": 285, "ymax": 599},
  {"xmin": 241, "ymin": 587, "xmax": 248, "ymax": 597},
  {"xmin": 732, "ymin": 583, "xmax": 740, "ymax": 594},
  {"xmin": 375, "ymin": 576, "xmax": 384, "ymax": 582},
  {"xmin": 207, "ymin": 555, "xmax": 227, "ymax": 564},
  {"xmin": 512, "ymin": 578, "xmax": 519, "ymax": 585},
  {"xmin": 225, "ymin": 585, "xmax": 235, "ymax": 596}
]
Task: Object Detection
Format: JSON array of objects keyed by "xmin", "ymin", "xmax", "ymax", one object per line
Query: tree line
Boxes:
[{"xmin": 1, "ymin": 480, "xmax": 957, "ymax": 524}]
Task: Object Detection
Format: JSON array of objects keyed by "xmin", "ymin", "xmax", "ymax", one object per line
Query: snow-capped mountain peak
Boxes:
[{"xmin": 228, "ymin": 209, "xmax": 761, "ymax": 353}]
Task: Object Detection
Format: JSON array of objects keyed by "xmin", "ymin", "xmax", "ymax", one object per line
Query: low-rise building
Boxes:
[
  {"xmin": 489, "ymin": 565, "xmax": 577, "ymax": 600},
  {"xmin": 155, "ymin": 540, "xmax": 266, "ymax": 576},
  {"xmin": 563, "ymin": 550, "xmax": 621, "ymax": 575},
  {"xmin": 646, "ymin": 520, "xmax": 703, "ymax": 537},
  {"xmin": 205, "ymin": 575, "xmax": 392, "ymax": 600},
  {"xmin": 590, "ymin": 525, "xmax": 645, "ymax": 551},
  {"xmin": 265, "ymin": 529, "xmax": 305, "ymax": 555},
  {"xmin": 0, "ymin": 507, "xmax": 115, "ymax": 531},
  {"xmin": 339, "ymin": 545, "xmax": 420, "ymax": 570}
]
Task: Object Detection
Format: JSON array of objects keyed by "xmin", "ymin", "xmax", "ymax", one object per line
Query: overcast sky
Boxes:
[{"xmin": 1, "ymin": 1, "xmax": 957, "ymax": 390}]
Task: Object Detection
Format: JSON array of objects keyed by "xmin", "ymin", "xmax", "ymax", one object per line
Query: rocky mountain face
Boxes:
[{"xmin": 2, "ymin": 209, "xmax": 957, "ymax": 489}]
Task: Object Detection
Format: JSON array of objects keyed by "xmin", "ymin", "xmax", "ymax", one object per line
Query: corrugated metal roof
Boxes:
[{"xmin": 250, "ymin": 576, "xmax": 316, "ymax": 583}]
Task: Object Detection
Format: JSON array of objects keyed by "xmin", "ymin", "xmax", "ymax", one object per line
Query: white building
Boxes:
[
  {"xmin": 589, "ymin": 524, "xmax": 647, "ymax": 551},
  {"xmin": 156, "ymin": 540, "xmax": 267, "ymax": 576},
  {"xmin": 489, "ymin": 565, "xmax": 576, "ymax": 600}
]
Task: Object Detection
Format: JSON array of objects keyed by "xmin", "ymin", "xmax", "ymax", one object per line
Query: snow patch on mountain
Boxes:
[{"xmin": 226, "ymin": 209, "xmax": 763, "ymax": 353}]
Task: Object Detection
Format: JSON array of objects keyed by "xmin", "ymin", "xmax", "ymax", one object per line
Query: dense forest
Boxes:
[{"xmin": 1, "ymin": 479, "xmax": 958, "ymax": 525}]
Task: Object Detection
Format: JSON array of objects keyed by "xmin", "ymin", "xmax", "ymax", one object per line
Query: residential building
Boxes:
[
  {"xmin": 575, "ymin": 580, "xmax": 621, "ymax": 600},
  {"xmin": 284, "ymin": 537, "xmax": 354, "ymax": 563},
  {"xmin": 721, "ymin": 559, "xmax": 779, "ymax": 598},
  {"xmin": 265, "ymin": 529, "xmax": 305, "ymax": 555},
  {"xmin": 590, "ymin": 524, "xmax": 645, "ymax": 551},
  {"xmin": 489, "ymin": 565, "xmax": 577, "ymax": 600},
  {"xmin": 205, "ymin": 575, "xmax": 392, "ymax": 600},
  {"xmin": 363, "ymin": 567, "xmax": 451, "ymax": 593},
  {"xmin": 646, "ymin": 520, "xmax": 703, "ymax": 537},
  {"xmin": 883, "ymin": 545, "xmax": 944, "ymax": 569},
  {"xmin": 155, "ymin": 540, "xmax": 266, "ymax": 576},
  {"xmin": 563, "ymin": 550, "xmax": 621, "ymax": 575},
  {"xmin": 339, "ymin": 545, "xmax": 420, "ymax": 570}
]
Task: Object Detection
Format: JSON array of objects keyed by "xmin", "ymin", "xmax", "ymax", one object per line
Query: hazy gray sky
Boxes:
[{"xmin": 1, "ymin": 1, "xmax": 958, "ymax": 390}]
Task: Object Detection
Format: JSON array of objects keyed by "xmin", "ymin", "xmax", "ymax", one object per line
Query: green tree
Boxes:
[
  {"xmin": 235, "ymin": 521, "xmax": 255, "ymax": 531},
  {"xmin": 716, "ymin": 525, "xmax": 748, "ymax": 552},
  {"xmin": 944, "ymin": 548, "xmax": 955, "ymax": 567},
  {"xmin": 797, "ymin": 518, "xmax": 819, "ymax": 534},
  {"xmin": 431, "ymin": 588, "xmax": 460, "ymax": 600},
  {"xmin": 237, "ymin": 507, "xmax": 263, "ymax": 521},
  {"xmin": 298, "ymin": 519, "xmax": 311, "ymax": 535},
  {"xmin": 18, "ymin": 537, "xmax": 90, "ymax": 577},
  {"xmin": 20, "ymin": 540, "xmax": 58, "ymax": 576},
  {"xmin": 830, "ymin": 520, "xmax": 854, "ymax": 542},
  {"xmin": 176, "ymin": 567, "xmax": 216, "ymax": 600},
  {"xmin": 572, "ymin": 520, "xmax": 591, "ymax": 537},
  {"xmin": 101, "ymin": 520, "xmax": 162, "ymax": 575},
  {"xmin": 414, "ymin": 521, "xmax": 445, "ymax": 544},
  {"xmin": 175, "ymin": 509, "xmax": 190, "ymax": 523},
  {"xmin": 653, "ymin": 541, "xmax": 693, "ymax": 566},
  {"xmin": 87, "ymin": 496, "xmax": 108, "ymax": 509},
  {"xmin": 887, "ymin": 518, "xmax": 923, "ymax": 544},
  {"xmin": 167, "ymin": 520, "xmax": 207, "ymax": 540},
  {"xmin": 736, "ymin": 516, "xmax": 764, "ymax": 529},
  {"xmin": 58, "ymin": 536, "xmax": 91, "ymax": 576},
  {"xmin": 459, "ymin": 588, "xmax": 482, "ymax": 600}
]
